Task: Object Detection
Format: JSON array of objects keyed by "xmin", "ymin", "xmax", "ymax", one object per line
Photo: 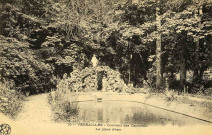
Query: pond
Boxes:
[{"xmin": 73, "ymin": 101, "xmax": 210, "ymax": 127}]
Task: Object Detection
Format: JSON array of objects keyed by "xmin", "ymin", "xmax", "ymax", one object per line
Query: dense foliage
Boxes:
[
  {"xmin": 57, "ymin": 66, "xmax": 128, "ymax": 92},
  {"xmin": 0, "ymin": 0, "xmax": 211, "ymax": 95},
  {"xmin": 0, "ymin": 82, "xmax": 25, "ymax": 118}
]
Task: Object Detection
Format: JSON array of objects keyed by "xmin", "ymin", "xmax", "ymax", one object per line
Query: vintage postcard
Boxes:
[{"xmin": 0, "ymin": 0, "xmax": 212, "ymax": 135}]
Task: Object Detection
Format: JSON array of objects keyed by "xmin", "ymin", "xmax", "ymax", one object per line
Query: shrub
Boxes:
[
  {"xmin": 48, "ymin": 88, "xmax": 79, "ymax": 123},
  {"xmin": 0, "ymin": 35, "xmax": 56, "ymax": 94},
  {"xmin": 56, "ymin": 66, "xmax": 129, "ymax": 92},
  {"xmin": 164, "ymin": 89, "xmax": 177, "ymax": 101},
  {"xmin": 0, "ymin": 82, "xmax": 25, "ymax": 118},
  {"xmin": 203, "ymin": 88, "xmax": 212, "ymax": 96}
]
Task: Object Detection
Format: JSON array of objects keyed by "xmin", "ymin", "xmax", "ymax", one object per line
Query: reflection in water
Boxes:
[
  {"xmin": 97, "ymin": 108, "xmax": 103, "ymax": 122},
  {"xmin": 69, "ymin": 101, "xmax": 209, "ymax": 126}
]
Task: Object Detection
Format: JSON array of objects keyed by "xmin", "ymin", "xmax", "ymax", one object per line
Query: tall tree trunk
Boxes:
[
  {"xmin": 193, "ymin": 6, "xmax": 203, "ymax": 82},
  {"xmin": 156, "ymin": 5, "xmax": 163, "ymax": 89},
  {"xmin": 0, "ymin": 2, "xmax": 3, "ymax": 35},
  {"xmin": 129, "ymin": 53, "xmax": 132, "ymax": 85},
  {"xmin": 194, "ymin": 38, "xmax": 200, "ymax": 81},
  {"xmin": 128, "ymin": 40, "xmax": 132, "ymax": 85},
  {"xmin": 180, "ymin": 45, "xmax": 186, "ymax": 94}
]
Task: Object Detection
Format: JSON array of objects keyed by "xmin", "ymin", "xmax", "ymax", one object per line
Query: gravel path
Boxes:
[
  {"xmin": 16, "ymin": 93, "xmax": 53, "ymax": 123},
  {"xmin": 0, "ymin": 93, "xmax": 70, "ymax": 135}
]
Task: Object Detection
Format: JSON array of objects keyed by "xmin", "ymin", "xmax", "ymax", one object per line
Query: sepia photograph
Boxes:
[{"xmin": 0, "ymin": 0, "xmax": 212, "ymax": 134}]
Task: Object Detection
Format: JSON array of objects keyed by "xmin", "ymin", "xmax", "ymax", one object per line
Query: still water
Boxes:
[{"xmin": 72, "ymin": 101, "xmax": 210, "ymax": 127}]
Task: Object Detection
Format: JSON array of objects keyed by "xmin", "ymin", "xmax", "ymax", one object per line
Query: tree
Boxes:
[
  {"xmin": 160, "ymin": 0, "xmax": 212, "ymax": 93},
  {"xmin": 155, "ymin": 0, "xmax": 163, "ymax": 88}
]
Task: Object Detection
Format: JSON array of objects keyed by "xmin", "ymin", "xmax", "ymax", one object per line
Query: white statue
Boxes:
[{"xmin": 91, "ymin": 54, "xmax": 98, "ymax": 67}]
